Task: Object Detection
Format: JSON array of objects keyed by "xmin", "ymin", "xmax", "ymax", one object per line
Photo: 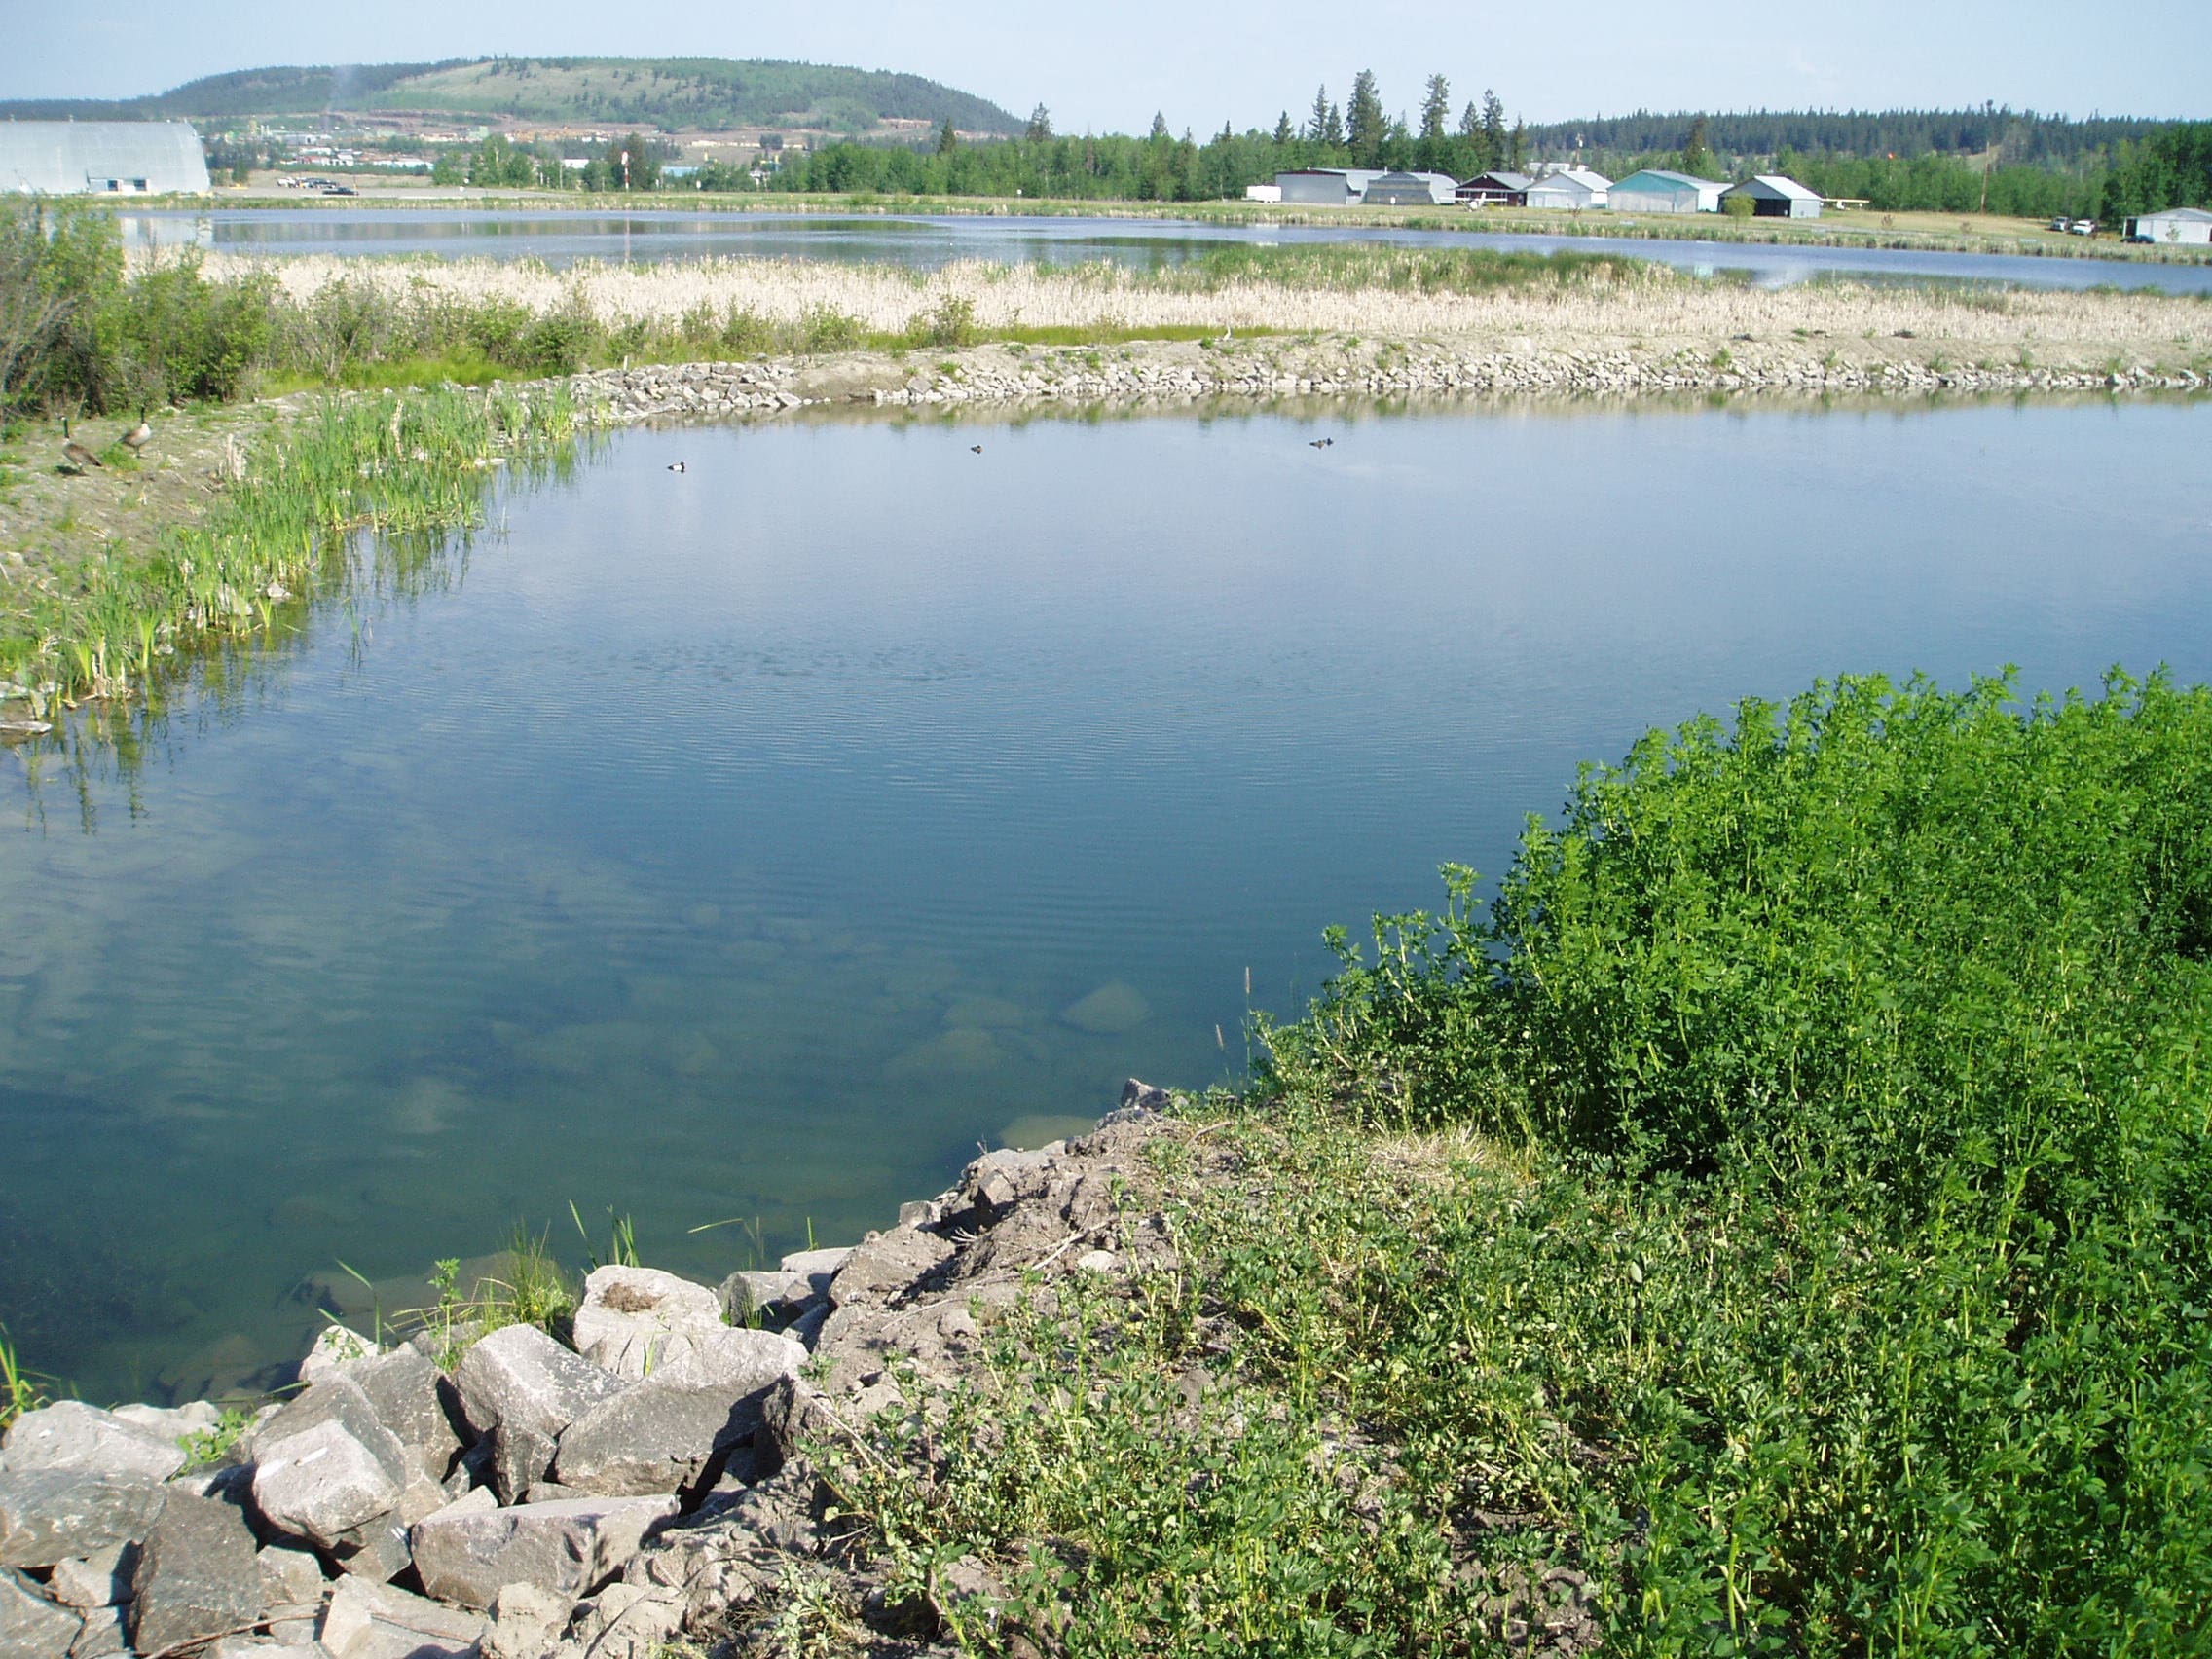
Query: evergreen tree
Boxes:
[
  {"xmin": 938, "ymin": 118, "xmax": 958, "ymax": 155},
  {"xmin": 1347, "ymin": 69, "xmax": 1385, "ymax": 166},
  {"xmin": 1680, "ymin": 116, "xmax": 1714, "ymax": 177},
  {"xmin": 1481, "ymin": 90, "xmax": 1508, "ymax": 164},
  {"xmin": 1420, "ymin": 74, "xmax": 1451, "ymax": 141},
  {"xmin": 1149, "ymin": 111, "xmax": 1171, "ymax": 142},
  {"xmin": 1324, "ymin": 103, "xmax": 1346, "ymax": 149},
  {"xmin": 1509, "ymin": 119, "xmax": 1528, "ymax": 172},
  {"xmin": 1307, "ymin": 84, "xmax": 1331, "ymax": 144},
  {"xmin": 1025, "ymin": 104, "xmax": 1053, "ymax": 142},
  {"xmin": 1458, "ymin": 100, "xmax": 1481, "ymax": 140},
  {"xmin": 1273, "ymin": 110, "xmax": 1296, "ymax": 146}
]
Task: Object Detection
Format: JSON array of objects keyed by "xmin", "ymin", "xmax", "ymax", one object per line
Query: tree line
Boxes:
[{"xmin": 1522, "ymin": 106, "xmax": 2170, "ymax": 170}]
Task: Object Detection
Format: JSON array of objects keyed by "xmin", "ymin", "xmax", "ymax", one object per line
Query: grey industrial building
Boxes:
[
  {"xmin": 1721, "ymin": 175, "xmax": 1825, "ymax": 219},
  {"xmin": 1523, "ymin": 167, "xmax": 1612, "ymax": 210},
  {"xmin": 1274, "ymin": 168, "xmax": 1387, "ymax": 205},
  {"xmin": 0, "ymin": 121, "xmax": 211, "ymax": 196},
  {"xmin": 1361, "ymin": 170, "xmax": 1459, "ymax": 206}
]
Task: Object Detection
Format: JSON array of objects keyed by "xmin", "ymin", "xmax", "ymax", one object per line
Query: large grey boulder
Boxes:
[
  {"xmin": 480, "ymin": 1581, "xmax": 573, "ymax": 1659},
  {"xmin": 777, "ymin": 1247, "xmax": 853, "ymax": 1298},
  {"xmin": 1, "ymin": 1567, "xmax": 83, "ymax": 1659},
  {"xmin": 717, "ymin": 1269, "xmax": 811, "ymax": 1325},
  {"xmin": 2, "ymin": 1404, "xmax": 188, "ymax": 1483},
  {"xmin": 554, "ymin": 1330, "xmax": 806, "ymax": 1497},
  {"xmin": 249, "ymin": 1377, "xmax": 420, "ymax": 1553},
  {"xmin": 570, "ymin": 1267, "xmax": 725, "ymax": 1380},
  {"xmin": 409, "ymin": 1493, "xmax": 676, "ymax": 1611},
  {"xmin": 0, "ymin": 1470, "xmax": 167, "ymax": 1568},
  {"xmin": 348, "ymin": 1347, "xmax": 466, "ymax": 1479},
  {"xmin": 257, "ymin": 1542, "xmax": 327, "ymax": 1612},
  {"xmin": 298, "ymin": 1324, "xmax": 378, "ymax": 1384},
  {"xmin": 454, "ymin": 1325, "xmax": 628, "ymax": 1504},
  {"xmin": 319, "ymin": 1575, "xmax": 485, "ymax": 1659},
  {"xmin": 67, "ymin": 1602, "xmax": 127, "ymax": 1659},
  {"xmin": 829, "ymin": 1228, "xmax": 956, "ymax": 1308},
  {"xmin": 129, "ymin": 1491, "xmax": 264, "ymax": 1656},
  {"xmin": 45, "ymin": 1544, "xmax": 131, "ymax": 1608}
]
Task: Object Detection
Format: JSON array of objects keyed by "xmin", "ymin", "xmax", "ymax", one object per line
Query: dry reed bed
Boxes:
[{"xmin": 187, "ymin": 250, "xmax": 2212, "ymax": 354}]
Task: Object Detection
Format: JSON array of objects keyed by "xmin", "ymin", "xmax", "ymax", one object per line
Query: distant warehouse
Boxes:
[
  {"xmin": 1523, "ymin": 166, "xmax": 1612, "ymax": 210},
  {"xmin": 2125, "ymin": 207, "xmax": 2212, "ymax": 245},
  {"xmin": 1609, "ymin": 169, "xmax": 1729, "ymax": 214},
  {"xmin": 1274, "ymin": 168, "xmax": 1387, "ymax": 205},
  {"xmin": 1721, "ymin": 175, "xmax": 1824, "ymax": 219},
  {"xmin": 0, "ymin": 121, "xmax": 211, "ymax": 196},
  {"xmin": 1360, "ymin": 170, "xmax": 1458, "ymax": 206}
]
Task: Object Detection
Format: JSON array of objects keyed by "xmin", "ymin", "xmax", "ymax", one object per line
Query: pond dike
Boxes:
[
  {"xmin": 0, "ymin": 1083, "xmax": 1202, "ymax": 1659},
  {"xmin": 562, "ymin": 335, "xmax": 2209, "ymax": 424}
]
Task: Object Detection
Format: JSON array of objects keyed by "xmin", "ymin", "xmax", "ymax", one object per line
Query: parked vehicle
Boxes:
[
  {"xmin": 2050, "ymin": 216, "xmax": 2071, "ymax": 231},
  {"xmin": 2069, "ymin": 219, "xmax": 2097, "ymax": 236}
]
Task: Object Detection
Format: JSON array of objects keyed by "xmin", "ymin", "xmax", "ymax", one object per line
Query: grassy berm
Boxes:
[{"xmin": 789, "ymin": 672, "xmax": 2210, "ymax": 1658}]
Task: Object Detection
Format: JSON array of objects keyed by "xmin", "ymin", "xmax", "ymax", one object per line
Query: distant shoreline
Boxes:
[{"xmin": 82, "ymin": 188, "xmax": 2212, "ymax": 269}]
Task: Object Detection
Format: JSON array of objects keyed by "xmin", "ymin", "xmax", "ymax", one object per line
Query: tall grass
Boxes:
[
  {"xmin": 193, "ymin": 246, "xmax": 2212, "ymax": 357},
  {"xmin": 0, "ymin": 385, "xmax": 583, "ymax": 709}
]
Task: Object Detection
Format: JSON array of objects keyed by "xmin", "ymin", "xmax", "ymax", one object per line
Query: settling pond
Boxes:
[
  {"xmin": 114, "ymin": 208, "xmax": 2212, "ymax": 294},
  {"xmin": 4, "ymin": 395, "xmax": 2210, "ymax": 1403}
]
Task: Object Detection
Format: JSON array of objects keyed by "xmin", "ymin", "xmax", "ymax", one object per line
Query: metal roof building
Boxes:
[
  {"xmin": 0, "ymin": 121, "xmax": 211, "ymax": 196},
  {"xmin": 1362, "ymin": 170, "xmax": 1458, "ymax": 206},
  {"xmin": 1609, "ymin": 169, "xmax": 1728, "ymax": 214},
  {"xmin": 1722, "ymin": 174, "xmax": 1824, "ymax": 219},
  {"xmin": 2125, "ymin": 207, "xmax": 2212, "ymax": 245},
  {"xmin": 1456, "ymin": 170, "xmax": 1534, "ymax": 206},
  {"xmin": 1524, "ymin": 166, "xmax": 1612, "ymax": 210},
  {"xmin": 1275, "ymin": 168, "xmax": 1387, "ymax": 206}
]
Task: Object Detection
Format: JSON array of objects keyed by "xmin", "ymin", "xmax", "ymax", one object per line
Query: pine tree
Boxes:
[
  {"xmin": 1325, "ymin": 103, "xmax": 1346, "ymax": 149},
  {"xmin": 1307, "ymin": 85, "xmax": 1331, "ymax": 144},
  {"xmin": 1458, "ymin": 100, "xmax": 1481, "ymax": 140},
  {"xmin": 1419, "ymin": 74, "xmax": 1451, "ymax": 141},
  {"xmin": 1681, "ymin": 116, "xmax": 1714, "ymax": 178},
  {"xmin": 1025, "ymin": 104, "xmax": 1052, "ymax": 142},
  {"xmin": 1149, "ymin": 112, "xmax": 1171, "ymax": 142},
  {"xmin": 1347, "ymin": 69, "xmax": 1385, "ymax": 166},
  {"xmin": 1481, "ymin": 90, "xmax": 1507, "ymax": 163},
  {"xmin": 938, "ymin": 118, "xmax": 957, "ymax": 155},
  {"xmin": 1273, "ymin": 110, "xmax": 1296, "ymax": 146}
]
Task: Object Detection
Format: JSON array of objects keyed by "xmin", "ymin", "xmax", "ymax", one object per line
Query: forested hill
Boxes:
[
  {"xmin": 0, "ymin": 58, "xmax": 1022, "ymax": 135},
  {"xmin": 1524, "ymin": 107, "xmax": 2170, "ymax": 166}
]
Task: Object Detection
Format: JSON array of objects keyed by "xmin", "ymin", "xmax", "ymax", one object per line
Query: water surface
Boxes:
[
  {"xmin": 114, "ymin": 208, "xmax": 2212, "ymax": 294},
  {"xmin": 3, "ymin": 395, "xmax": 2208, "ymax": 1402}
]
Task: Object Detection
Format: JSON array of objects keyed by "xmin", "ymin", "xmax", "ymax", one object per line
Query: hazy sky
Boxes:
[{"xmin": 4, "ymin": 0, "xmax": 2206, "ymax": 130}]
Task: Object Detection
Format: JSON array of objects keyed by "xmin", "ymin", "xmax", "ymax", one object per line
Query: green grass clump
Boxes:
[
  {"xmin": 1, "ymin": 1323, "xmax": 50, "ymax": 1428},
  {"xmin": 822, "ymin": 669, "xmax": 2212, "ymax": 1655},
  {"xmin": 0, "ymin": 384, "xmax": 582, "ymax": 709}
]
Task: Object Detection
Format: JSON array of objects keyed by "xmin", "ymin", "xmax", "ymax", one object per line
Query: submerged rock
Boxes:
[{"xmin": 1056, "ymin": 980, "xmax": 1152, "ymax": 1034}]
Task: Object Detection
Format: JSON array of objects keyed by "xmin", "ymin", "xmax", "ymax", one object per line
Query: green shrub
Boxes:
[
  {"xmin": 799, "ymin": 306, "xmax": 865, "ymax": 352},
  {"xmin": 906, "ymin": 293, "xmax": 978, "ymax": 349}
]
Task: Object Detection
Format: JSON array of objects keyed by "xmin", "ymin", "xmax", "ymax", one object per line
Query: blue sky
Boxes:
[{"xmin": 3, "ymin": 0, "xmax": 2206, "ymax": 130}]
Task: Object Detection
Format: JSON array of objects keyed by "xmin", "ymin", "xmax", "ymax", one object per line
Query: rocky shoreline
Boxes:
[
  {"xmin": 0, "ymin": 1083, "xmax": 1193, "ymax": 1659},
  {"xmin": 562, "ymin": 334, "xmax": 2209, "ymax": 425}
]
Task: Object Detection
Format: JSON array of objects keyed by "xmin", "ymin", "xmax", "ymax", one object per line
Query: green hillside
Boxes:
[{"xmin": 0, "ymin": 57, "xmax": 1021, "ymax": 135}]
